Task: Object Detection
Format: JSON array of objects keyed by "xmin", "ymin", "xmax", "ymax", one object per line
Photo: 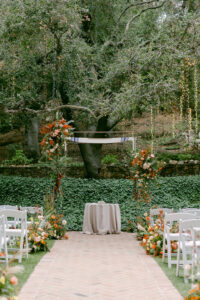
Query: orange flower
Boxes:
[
  {"xmin": 49, "ymin": 140, "xmax": 54, "ymax": 145},
  {"xmin": 146, "ymin": 216, "xmax": 150, "ymax": 222},
  {"xmin": 10, "ymin": 276, "xmax": 18, "ymax": 286},
  {"xmin": 51, "ymin": 214, "xmax": 55, "ymax": 219},
  {"xmin": 54, "ymin": 224, "xmax": 58, "ymax": 229},
  {"xmin": 64, "ymin": 233, "xmax": 69, "ymax": 240},
  {"xmin": 151, "ymin": 244, "xmax": 157, "ymax": 249},
  {"xmin": 40, "ymin": 139, "xmax": 46, "ymax": 146}
]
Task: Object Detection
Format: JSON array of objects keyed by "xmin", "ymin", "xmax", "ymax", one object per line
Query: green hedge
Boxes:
[{"xmin": 0, "ymin": 175, "xmax": 200, "ymax": 231}]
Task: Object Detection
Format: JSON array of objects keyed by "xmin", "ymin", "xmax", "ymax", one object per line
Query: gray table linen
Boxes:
[{"xmin": 82, "ymin": 203, "xmax": 121, "ymax": 234}]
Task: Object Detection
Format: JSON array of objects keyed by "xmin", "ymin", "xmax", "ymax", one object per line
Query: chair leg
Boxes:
[
  {"xmin": 19, "ymin": 235, "xmax": 23, "ymax": 263},
  {"xmin": 167, "ymin": 239, "xmax": 172, "ymax": 268},
  {"xmin": 25, "ymin": 233, "xmax": 28, "ymax": 259},
  {"xmin": 162, "ymin": 237, "xmax": 165, "ymax": 262},
  {"xmin": 176, "ymin": 244, "xmax": 181, "ymax": 276}
]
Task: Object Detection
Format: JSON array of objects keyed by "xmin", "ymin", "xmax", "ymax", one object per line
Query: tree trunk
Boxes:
[
  {"xmin": 79, "ymin": 143, "xmax": 102, "ymax": 178},
  {"xmin": 77, "ymin": 116, "xmax": 111, "ymax": 178},
  {"xmin": 24, "ymin": 118, "xmax": 40, "ymax": 161}
]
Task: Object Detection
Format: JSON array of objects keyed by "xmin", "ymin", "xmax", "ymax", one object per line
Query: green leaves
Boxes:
[{"xmin": 1, "ymin": 175, "xmax": 200, "ymax": 231}]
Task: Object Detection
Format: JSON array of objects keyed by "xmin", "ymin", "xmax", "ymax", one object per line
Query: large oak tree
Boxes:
[{"xmin": 0, "ymin": 0, "xmax": 200, "ymax": 177}]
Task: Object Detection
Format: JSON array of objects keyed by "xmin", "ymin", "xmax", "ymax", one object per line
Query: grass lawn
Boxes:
[
  {"xmin": 15, "ymin": 240, "xmax": 55, "ymax": 292},
  {"xmin": 154, "ymin": 256, "xmax": 190, "ymax": 298}
]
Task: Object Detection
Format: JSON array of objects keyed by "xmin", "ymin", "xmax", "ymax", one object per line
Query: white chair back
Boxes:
[
  {"xmin": 0, "ymin": 210, "xmax": 27, "ymax": 231},
  {"xmin": 165, "ymin": 213, "xmax": 196, "ymax": 224},
  {"xmin": 150, "ymin": 208, "xmax": 173, "ymax": 226},
  {"xmin": 20, "ymin": 206, "xmax": 43, "ymax": 216},
  {"xmin": 0, "ymin": 205, "xmax": 18, "ymax": 210},
  {"xmin": 180, "ymin": 208, "xmax": 200, "ymax": 213}
]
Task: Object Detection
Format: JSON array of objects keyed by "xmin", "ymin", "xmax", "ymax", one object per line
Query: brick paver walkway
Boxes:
[{"xmin": 19, "ymin": 232, "xmax": 182, "ymax": 300}]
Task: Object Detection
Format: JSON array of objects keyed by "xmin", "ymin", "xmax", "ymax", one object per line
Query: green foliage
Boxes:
[
  {"xmin": 1, "ymin": 175, "xmax": 200, "ymax": 231},
  {"xmin": 101, "ymin": 154, "xmax": 119, "ymax": 165},
  {"xmin": 165, "ymin": 145, "xmax": 180, "ymax": 150},
  {"xmin": 3, "ymin": 150, "xmax": 33, "ymax": 165},
  {"xmin": 156, "ymin": 152, "xmax": 200, "ymax": 162}
]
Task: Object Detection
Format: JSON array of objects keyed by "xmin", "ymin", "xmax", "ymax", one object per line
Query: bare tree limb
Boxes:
[
  {"xmin": 4, "ymin": 104, "xmax": 97, "ymax": 118},
  {"xmin": 120, "ymin": 1, "xmax": 166, "ymax": 45},
  {"xmin": 101, "ymin": 1, "xmax": 166, "ymax": 50},
  {"xmin": 118, "ymin": 0, "xmax": 159, "ymax": 22}
]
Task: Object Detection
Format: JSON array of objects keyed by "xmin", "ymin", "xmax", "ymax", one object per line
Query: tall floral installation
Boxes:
[
  {"xmin": 40, "ymin": 118, "xmax": 73, "ymax": 211},
  {"xmin": 129, "ymin": 149, "xmax": 162, "ymax": 203}
]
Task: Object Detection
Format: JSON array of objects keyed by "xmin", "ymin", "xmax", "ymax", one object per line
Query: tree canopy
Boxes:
[{"xmin": 1, "ymin": 0, "xmax": 200, "ymax": 176}]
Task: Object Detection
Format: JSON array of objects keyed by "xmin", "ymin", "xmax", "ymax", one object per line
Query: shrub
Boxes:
[
  {"xmin": 101, "ymin": 154, "xmax": 119, "ymax": 165},
  {"xmin": 3, "ymin": 150, "xmax": 33, "ymax": 165},
  {"xmin": 1, "ymin": 175, "xmax": 200, "ymax": 231}
]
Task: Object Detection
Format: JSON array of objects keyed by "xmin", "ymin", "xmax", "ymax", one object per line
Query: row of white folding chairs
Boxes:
[
  {"xmin": 0, "ymin": 205, "xmax": 43, "ymax": 216},
  {"xmin": 161, "ymin": 211, "xmax": 200, "ymax": 283},
  {"xmin": 0, "ymin": 210, "xmax": 29, "ymax": 265},
  {"xmin": 176, "ymin": 218, "xmax": 200, "ymax": 282},
  {"xmin": 162, "ymin": 212, "xmax": 197, "ymax": 268}
]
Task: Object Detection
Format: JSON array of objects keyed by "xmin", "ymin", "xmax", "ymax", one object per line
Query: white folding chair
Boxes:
[
  {"xmin": 163, "ymin": 213, "xmax": 196, "ymax": 268},
  {"xmin": 0, "ymin": 205, "xmax": 18, "ymax": 210},
  {"xmin": 20, "ymin": 206, "xmax": 43, "ymax": 216},
  {"xmin": 150, "ymin": 208, "xmax": 173, "ymax": 226},
  {"xmin": 179, "ymin": 208, "xmax": 200, "ymax": 213},
  {"xmin": 176, "ymin": 219, "xmax": 200, "ymax": 282},
  {"xmin": 0, "ymin": 215, "xmax": 8, "ymax": 266},
  {"xmin": 0, "ymin": 210, "xmax": 28, "ymax": 263}
]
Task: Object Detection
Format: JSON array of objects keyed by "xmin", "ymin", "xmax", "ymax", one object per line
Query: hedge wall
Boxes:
[{"xmin": 0, "ymin": 175, "xmax": 200, "ymax": 231}]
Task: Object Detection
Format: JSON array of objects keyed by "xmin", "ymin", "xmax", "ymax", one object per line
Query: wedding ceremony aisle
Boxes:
[{"xmin": 19, "ymin": 232, "xmax": 181, "ymax": 300}]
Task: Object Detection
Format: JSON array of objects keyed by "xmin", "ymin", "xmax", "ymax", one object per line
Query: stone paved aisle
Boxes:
[{"xmin": 19, "ymin": 232, "xmax": 182, "ymax": 300}]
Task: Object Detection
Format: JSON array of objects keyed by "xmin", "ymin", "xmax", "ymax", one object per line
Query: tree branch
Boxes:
[
  {"xmin": 4, "ymin": 104, "xmax": 97, "ymax": 118},
  {"xmin": 101, "ymin": 1, "xmax": 166, "ymax": 50},
  {"xmin": 120, "ymin": 1, "xmax": 166, "ymax": 45},
  {"xmin": 118, "ymin": 0, "xmax": 159, "ymax": 22}
]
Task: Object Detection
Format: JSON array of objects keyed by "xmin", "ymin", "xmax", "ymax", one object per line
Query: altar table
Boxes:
[{"xmin": 82, "ymin": 203, "xmax": 121, "ymax": 234}]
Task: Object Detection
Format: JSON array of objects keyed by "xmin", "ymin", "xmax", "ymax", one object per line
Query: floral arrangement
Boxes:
[
  {"xmin": 45, "ymin": 214, "xmax": 68, "ymax": 240},
  {"xmin": 28, "ymin": 217, "xmax": 49, "ymax": 252},
  {"xmin": 40, "ymin": 118, "xmax": 73, "ymax": 161},
  {"xmin": 137, "ymin": 210, "xmax": 178, "ymax": 256},
  {"xmin": 129, "ymin": 149, "xmax": 162, "ymax": 202},
  {"xmin": 40, "ymin": 118, "xmax": 73, "ymax": 210},
  {"xmin": 0, "ymin": 264, "xmax": 23, "ymax": 300},
  {"xmin": 185, "ymin": 284, "xmax": 200, "ymax": 300}
]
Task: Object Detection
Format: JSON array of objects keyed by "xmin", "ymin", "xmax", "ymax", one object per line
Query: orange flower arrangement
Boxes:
[
  {"xmin": 40, "ymin": 118, "xmax": 73, "ymax": 161},
  {"xmin": 137, "ymin": 210, "xmax": 177, "ymax": 257},
  {"xmin": 129, "ymin": 149, "xmax": 162, "ymax": 203},
  {"xmin": 185, "ymin": 284, "xmax": 200, "ymax": 299},
  {"xmin": 46, "ymin": 213, "xmax": 68, "ymax": 240}
]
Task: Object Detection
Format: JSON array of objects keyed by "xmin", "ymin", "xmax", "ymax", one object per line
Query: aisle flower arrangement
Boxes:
[
  {"xmin": 28, "ymin": 218, "xmax": 49, "ymax": 252},
  {"xmin": 0, "ymin": 264, "xmax": 22, "ymax": 300},
  {"xmin": 129, "ymin": 149, "xmax": 162, "ymax": 202},
  {"xmin": 185, "ymin": 284, "xmax": 200, "ymax": 299},
  {"xmin": 137, "ymin": 210, "xmax": 178, "ymax": 256},
  {"xmin": 45, "ymin": 214, "xmax": 68, "ymax": 240}
]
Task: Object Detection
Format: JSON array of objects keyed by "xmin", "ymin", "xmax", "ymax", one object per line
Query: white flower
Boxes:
[
  {"xmin": 143, "ymin": 238, "xmax": 146, "ymax": 243},
  {"xmin": 144, "ymin": 212, "xmax": 148, "ymax": 217},
  {"xmin": 38, "ymin": 215, "xmax": 44, "ymax": 220},
  {"xmin": 184, "ymin": 264, "xmax": 191, "ymax": 271},
  {"xmin": 62, "ymin": 220, "xmax": 67, "ymax": 226},
  {"xmin": 157, "ymin": 241, "xmax": 161, "ymax": 246},
  {"xmin": 150, "ymin": 154, "xmax": 155, "ymax": 158},
  {"xmin": 149, "ymin": 236, "xmax": 153, "ymax": 240},
  {"xmin": 143, "ymin": 163, "xmax": 150, "ymax": 170}
]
